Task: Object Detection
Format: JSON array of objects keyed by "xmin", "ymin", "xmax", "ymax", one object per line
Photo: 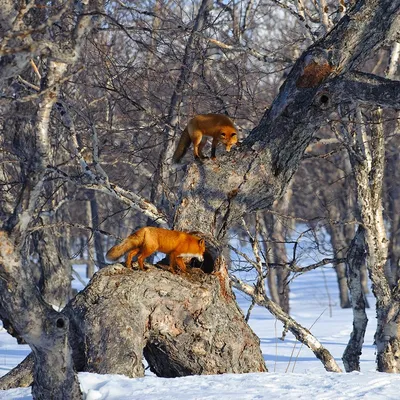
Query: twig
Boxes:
[
  {"xmin": 292, "ymin": 308, "xmax": 327, "ymax": 372},
  {"xmin": 30, "ymin": 59, "xmax": 42, "ymax": 80}
]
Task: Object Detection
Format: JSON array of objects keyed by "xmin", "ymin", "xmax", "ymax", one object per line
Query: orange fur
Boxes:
[
  {"xmin": 172, "ymin": 114, "xmax": 238, "ymax": 163},
  {"xmin": 106, "ymin": 227, "xmax": 206, "ymax": 273}
]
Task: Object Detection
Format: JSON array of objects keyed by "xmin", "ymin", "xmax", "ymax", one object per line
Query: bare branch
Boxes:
[
  {"xmin": 230, "ymin": 274, "xmax": 342, "ymax": 372},
  {"xmin": 285, "ymin": 257, "xmax": 345, "ymax": 273},
  {"xmin": 46, "ymin": 166, "xmax": 169, "ymax": 225},
  {"xmin": 207, "ymin": 37, "xmax": 293, "ymax": 64}
]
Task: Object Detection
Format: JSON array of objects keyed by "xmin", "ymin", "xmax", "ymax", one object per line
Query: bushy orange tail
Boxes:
[
  {"xmin": 106, "ymin": 231, "xmax": 144, "ymax": 261},
  {"xmin": 172, "ymin": 127, "xmax": 191, "ymax": 164}
]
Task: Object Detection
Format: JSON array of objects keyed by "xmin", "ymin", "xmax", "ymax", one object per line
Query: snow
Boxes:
[{"xmin": 1, "ymin": 260, "xmax": 400, "ymax": 399}]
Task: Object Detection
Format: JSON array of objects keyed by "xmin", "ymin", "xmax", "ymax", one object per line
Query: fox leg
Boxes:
[
  {"xmin": 137, "ymin": 245, "xmax": 157, "ymax": 270},
  {"xmin": 126, "ymin": 248, "xmax": 140, "ymax": 269},
  {"xmin": 211, "ymin": 137, "xmax": 219, "ymax": 160},
  {"xmin": 191, "ymin": 131, "xmax": 206, "ymax": 160},
  {"xmin": 197, "ymin": 137, "xmax": 208, "ymax": 159},
  {"xmin": 175, "ymin": 257, "xmax": 187, "ymax": 273},
  {"xmin": 136, "ymin": 253, "xmax": 146, "ymax": 270},
  {"xmin": 169, "ymin": 253, "xmax": 177, "ymax": 273}
]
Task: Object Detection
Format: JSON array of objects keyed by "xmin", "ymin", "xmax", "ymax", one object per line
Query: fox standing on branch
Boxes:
[
  {"xmin": 106, "ymin": 227, "xmax": 206, "ymax": 273},
  {"xmin": 172, "ymin": 114, "xmax": 238, "ymax": 163}
]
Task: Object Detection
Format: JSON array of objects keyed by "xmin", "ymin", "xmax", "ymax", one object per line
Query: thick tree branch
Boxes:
[
  {"xmin": 0, "ymin": 353, "xmax": 34, "ymax": 390},
  {"xmin": 326, "ymin": 72, "xmax": 400, "ymax": 108}
]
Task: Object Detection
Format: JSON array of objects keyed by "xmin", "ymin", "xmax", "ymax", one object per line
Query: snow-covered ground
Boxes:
[{"xmin": 1, "ymin": 258, "xmax": 399, "ymax": 399}]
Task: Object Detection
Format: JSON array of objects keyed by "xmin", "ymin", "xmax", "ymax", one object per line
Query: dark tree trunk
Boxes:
[
  {"xmin": 271, "ymin": 219, "xmax": 291, "ymax": 314},
  {"xmin": 264, "ymin": 223, "xmax": 290, "ymax": 313},
  {"xmin": 342, "ymin": 227, "xmax": 368, "ymax": 372},
  {"xmin": 260, "ymin": 215, "xmax": 281, "ymax": 306},
  {"xmin": 267, "ymin": 267, "xmax": 280, "ymax": 305},
  {"xmin": 63, "ymin": 264, "xmax": 267, "ymax": 377}
]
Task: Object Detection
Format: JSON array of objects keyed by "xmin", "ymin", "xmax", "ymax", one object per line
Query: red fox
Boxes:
[
  {"xmin": 172, "ymin": 114, "xmax": 238, "ymax": 163},
  {"xmin": 106, "ymin": 227, "xmax": 206, "ymax": 273}
]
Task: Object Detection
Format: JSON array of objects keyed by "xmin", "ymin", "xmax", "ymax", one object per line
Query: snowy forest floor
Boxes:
[{"xmin": 1, "ymin": 251, "xmax": 400, "ymax": 399}]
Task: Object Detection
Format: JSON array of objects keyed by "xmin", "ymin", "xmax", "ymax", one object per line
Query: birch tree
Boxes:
[
  {"xmin": 338, "ymin": 41, "xmax": 400, "ymax": 372},
  {"xmin": 0, "ymin": 1, "xmax": 104, "ymax": 398}
]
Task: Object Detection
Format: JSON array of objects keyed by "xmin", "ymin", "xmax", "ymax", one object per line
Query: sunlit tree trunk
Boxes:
[{"xmin": 339, "ymin": 102, "xmax": 400, "ymax": 372}]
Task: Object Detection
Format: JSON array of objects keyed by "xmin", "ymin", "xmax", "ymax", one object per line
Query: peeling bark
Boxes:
[{"xmin": 339, "ymin": 101, "xmax": 399, "ymax": 372}]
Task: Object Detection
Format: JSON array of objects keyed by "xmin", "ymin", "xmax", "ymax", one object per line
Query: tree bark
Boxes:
[
  {"xmin": 261, "ymin": 211, "xmax": 291, "ymax": 313},
  {"xmin": 63, "ymin": 264, "xmax": 267, "ymax": 377},
  {"xmin": 0, "ymin": 353, "xmax": 34, "ymax": 390},
  {"xmin": 339, "ymin": 104, "xmax": 400, "ymax": 372},
  {"xmin": 272, "ymin": 186, "xmax": 293, "ymax": 314},
  {"xmin": 0, "ymin": 232, "xmax": 81, "ymax": 400},
  {"xmin": 342, "ymin": 227, "xmax": 368, "ymax": 372},
  {"xmin": 327, "ymin": 222, "xmax": 352, "ymax": 309},
  {"xmin": 0, "ymin": 2, "xmax": 104, "ymax": 397},
  {"xmin": 259, "ymin": 215, "xmax": 281, "ymax": 306},
  {"xmin": 32, "ymin": 227, "xmax": 72, "ymax": 307}
]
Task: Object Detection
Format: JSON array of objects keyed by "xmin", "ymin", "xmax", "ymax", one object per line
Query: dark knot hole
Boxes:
[
  {"xmin": 56, "ymin": 318, "xmax": 65, "ymax": 329},
  {"xmin": 320, "ymin": 94, "xmax": 329, "ymax": 104}
]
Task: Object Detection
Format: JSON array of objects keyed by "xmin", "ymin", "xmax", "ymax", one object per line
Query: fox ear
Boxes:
[{"xmin": 199, "ymin": 238, "xmax": 205, "ymax": 246}]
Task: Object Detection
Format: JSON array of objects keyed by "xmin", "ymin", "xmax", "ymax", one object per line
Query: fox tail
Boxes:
[
  {"xmin": 106, "ymin": 230, "xmax": 144, "ymax": 261},
  {"xmin": 172, "ymin": 127, "xmax": 191, "ymax": 164}
]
